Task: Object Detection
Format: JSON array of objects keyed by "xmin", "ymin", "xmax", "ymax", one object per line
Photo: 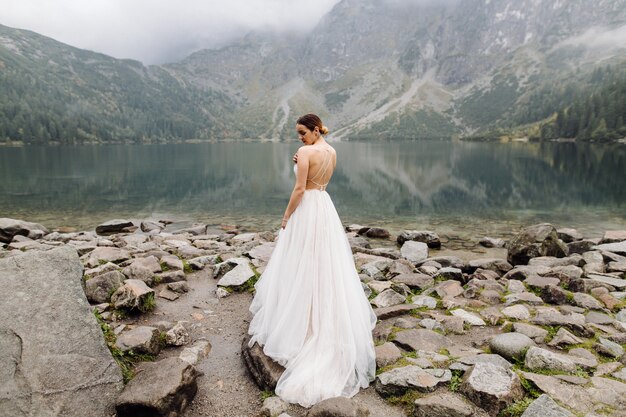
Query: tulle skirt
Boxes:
[{"xmin": 247, "ymin": 189, "xmax": 377, "ymax": 408}]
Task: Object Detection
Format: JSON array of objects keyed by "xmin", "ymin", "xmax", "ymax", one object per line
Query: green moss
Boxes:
[
  {"xmin": 98, "ymin": 259, "xmax": 108, "ymax": 265},
  {"xmin": 160, "ymin": 262, "xmax": 170, "ymax": 272},
  {"xmin": 386, "ymin": 389, "xmax": 424, "ymax": 415},
  {"xmin": 259, "ymin": 390, "xmax": 275, "ymax": 401},
  {"xmin": 498, "ymin": 397, "xmax": 534, "ymax": 417},
  {"xmin": 182, "ymin": 260, "xmax": 192, "ymax": 274},
  {"xmin": 449, "ymin": 369, "xmax": 463, "ymax": 392},
  {"xmin": 139, "ymin": 293, "xmax": 156, "ymax": 313},
  {"xmin": 517, "ymin": 373, "xmax": 542, "ymax": 398}
]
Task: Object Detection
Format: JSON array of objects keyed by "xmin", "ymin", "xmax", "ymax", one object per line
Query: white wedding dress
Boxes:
[{"xmin": 247, "ymin": 150, "xmax": 377, "ymax": 408}]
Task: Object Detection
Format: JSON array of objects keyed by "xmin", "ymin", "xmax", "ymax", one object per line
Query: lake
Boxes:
[{"xmin": 1, "ymin": 140, "xmax": 625, "ymax": 241}]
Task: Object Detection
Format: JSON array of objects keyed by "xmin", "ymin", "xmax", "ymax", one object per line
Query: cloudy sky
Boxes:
[{"xmin": 0, "ymin": 0, "xmax": 341, "ymax": 64}]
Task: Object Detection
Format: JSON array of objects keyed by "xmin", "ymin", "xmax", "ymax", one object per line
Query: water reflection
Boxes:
[{"xmin": 0, "ymin": 141, "xmax": 624, "ymax": 236}]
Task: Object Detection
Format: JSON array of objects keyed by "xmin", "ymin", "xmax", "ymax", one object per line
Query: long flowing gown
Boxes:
[{"xmin": 247, "ymin": 153, "xmax": 377, "ymax": 408}]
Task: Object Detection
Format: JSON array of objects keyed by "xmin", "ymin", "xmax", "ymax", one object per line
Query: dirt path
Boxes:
[{"xmin": 130, "ymin": 267, "xmax": 407, "ymax": 417}]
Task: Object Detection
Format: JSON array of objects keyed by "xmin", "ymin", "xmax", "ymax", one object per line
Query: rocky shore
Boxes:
[{"xmin": 1, "ymin": 217, "xmax": 626, "ymax": 417}]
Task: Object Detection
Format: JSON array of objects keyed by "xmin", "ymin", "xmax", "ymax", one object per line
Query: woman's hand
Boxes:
[
  {"xmin": 293, "ymin": 152, "xmax": 298, "ymax": 164},
  {"xmin": 281, "ymin": 217, "xmax": 288, "ymax": 229}
]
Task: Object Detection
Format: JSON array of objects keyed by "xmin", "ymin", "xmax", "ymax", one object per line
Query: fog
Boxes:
[{"xmin": 0, "ymin": 0, "xmax": 341, "ymax": 64}]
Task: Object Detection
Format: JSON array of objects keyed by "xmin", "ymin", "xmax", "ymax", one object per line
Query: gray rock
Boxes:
[
  {"xmin": 122, "ymin": 263, "xmax": 155, "ymax": 286},
  {"xmin": 179, "ymin": 340, "xmax": 212, "ymax": 366},
  {"xmin": 593, "ymin": 241, "xmax": 626, "ymax": 255},
  {"xmin": 525, "ymin": 275, "xmax": 560, "ymax": 289},
  {"xmin": 86, "ymin": 246, "xmax": 131, "ymax": 268},
  {"xmin": 141, "ymin": 220, "xmax": 165, "ymax": 232},
  {"xmin": 168, "ymin": 281, "xmax": 190, "ymax": 293},
  {"xmin": 587, "ymin": 273, "xmax": 626, "ymax": 289},
  {"xmin": 370, "ymin": 289, "xmax": 406, "ymax": 308},
  {"xmin": 557, "ymin": 228, "xmax": 583, "ymax": 243},
  {"xmin": 437, "ymin": 267, "xmax": 464, "ymax": 282},
  {"xmin": 261, "ymin": 396, "xmax": 289, "ymax": 417},
  {"xmin": 585, "ymin": 311, "xmax": 613, "ymax": 324},
  {"xmin": 217, "ymin": 261, "xmax": 255, "ymax": 287},
  {"xmin": 525, "ymin": 347, "xmax": 577, "ymax": 373},
  {"xmin": 373, "ymin": 303, "xmax": 419, "ymax": 320},
  {"xmin": 392, "ymin": 273, "xmax": 434, "ymax": 289},
  {"xmin": 393, "ymin": 329, "xmax": 450, "ymax": 352},
  {"xmin": 529, "ymin": 255, "xmax": 582, "ymax": 268},
  {"xmin": 504, "ymin": 292, "xmax": 544, "ymax": 305},
  {"xmin": 600, "ymin": 230, "xmax": 626, "ymax": 244},
  {"xmin": 0, "ymin": 246, "xmax": 122, "ymax": 416},
  {"xmin": 96, "ymin": 219, "xmax": 135, "ymax": 235},
  {"xmin": 572, "ymin": 293, "xmax": 604, "ymax": 310},
  {"xmin": 468, "ymin": 258, "xmax": 512, "ymax": 274},
  {"xmin": 595, "ymin": 337, "xmax": 625, "ymax": 358},
  {"xmin": 507, "ymin": 223, "xmax": 568, "ymax": 266},
  {"xmin": 166, "ymin": 322, "xmax": 190, "ymax": 346},
  {"xmin": 375, "ymin": 342, "xmax": 402, "ymax": 368},
  {"xmin": 306, "ymin": 396, "xmax": 370, "ymax": 417},
  {"xmin": 548, "ymin": 328, "xmax": 583, "ymax": 348},
  {"xmin": 501, "ymin": 305, "xmax": 530, "ymax": 320},
  {"xmin": 397, "ymin": 230, "xmax": 441, "ymax": 248},
  {"xmin": 567, "ymin": 240, "xmax": 597, "ymax": 255},
  {"xmin": 400, "ymin": 241, "xmax": 428, "ymax": 264},
  {"xmin": 156, "ymin": 270, "xmax": 186, "ymax": 284},
  {"xmin": 411, "ymin": 295, "xmax": 438, "ymax": 309},
  {"xmin": 116, "ymin": 326, "xmax": 162, "ymax": 355},
  {"xmin": 617, "ymin": 309, "xmax": 626, "ymax": 323},
  {"xmin": 422, "ymin": 256, "xmax": 465, "ymax": 269},
  {"xmin": 450, "ymin": 309, "xmax": 486, "ymax": 326},
  {"xmin": 521, "ymin": 394, "xmax": 574, "ymax": 417},
  {"xmin": 0, "ymin": 217, "xmax": 49, "ymax": 243},
  {"xmin": 414, "ymin": 391, "xmax": 490, "ymax": 417},
  {"xmin": 111, "ymin": 279, "xmax": 156, "ymax": 312},
  {"xmin": 434, "ymin": 280, "xmax": 464, "ymax": 298},
  {"xmin": 479, "ymin": 237, "xmax": 506, "ymax": 248},
  {"xmin": 489, "ymin": 333, "xmax": 535, "ymax": 361},
  {"xmin": 540, "ymin": 285, "xmax": 570, "ymax": 305},
  {"xmin": 115, "ymin": 357, "xmax": 198, "ymax": 417},
  {"xmin": 460, "ymin": 362, "xmax": 524, "ymax": 416},
  {"xmin": 242, "ymin": 335, "xmax": 285, "ymax": 391},
  {"xmin": 85, "ymin": 270, "xmax": 126, "ymax": 303},
  {"xmin": 457, "ymin": 354, "xmax": 513, "ymax": 370},
  {"xmin": 375, "ymin": 365, "xmax": 451, "ymax": 396},
  {"xmin": 513, "ymin": 323, "xmax": 549, "ymax": 343}
]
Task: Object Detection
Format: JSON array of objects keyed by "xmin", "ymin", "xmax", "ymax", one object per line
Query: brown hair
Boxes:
[{"xmin": 296, "ymin": 113, "xmax": 329, "ymax": 135}]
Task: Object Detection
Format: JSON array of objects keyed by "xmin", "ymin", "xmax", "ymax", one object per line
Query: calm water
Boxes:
[{"xmin": 1, "ymin": 140, "xmax": 625, "ymax": 240}]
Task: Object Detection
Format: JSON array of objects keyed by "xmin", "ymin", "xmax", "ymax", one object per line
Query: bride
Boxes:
[{"xmin": 247, "ymin": 113, "xmax": 377, "ymax": 408}]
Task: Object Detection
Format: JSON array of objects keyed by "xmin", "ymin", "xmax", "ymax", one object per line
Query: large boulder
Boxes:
[
  {"xmin": 306, "ymin": 397, "xmax": 370, "ymax": 417},
  {"xmin": 115, "ymin": 357, "xmax": 199, "ymax": 417},
  {"xmin": 397, "ymin": 230, "xmax": 441, "ymax": 248},
  {"xmin": 241, "ymin": 335, "xmax": 285, "ymax": 391},
  {"xmin": 0, "ymin": 246, "xmax": 123, "ymax": 416},
  {"xmin": 95, "ymin": 219, "xmax": 135, "ymax": 235},
  {"xmin": 111, "ymin": 279, "xmax": 155, "ymax": 312},
  {"xmin": 507, "ymin": 223, "xmax": 568, "ymax": 266},
  {"xmin": 460, "ymin": 362, "xmax": 524, "ymax": 416},
  {"xmin": 0, "ymin": 217, "xmax": 49, "ymax": 243},
  {"xmin": 84, "ymin": 270, "xmax": 126, "ymax": 303}
]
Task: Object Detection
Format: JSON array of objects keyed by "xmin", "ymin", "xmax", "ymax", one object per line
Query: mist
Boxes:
[{"xmin": 0, "ymin": 0, "xmax": 341, "ymax": 64}]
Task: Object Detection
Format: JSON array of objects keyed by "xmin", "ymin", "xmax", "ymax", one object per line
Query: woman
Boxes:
[{"xmin": 247, "ymin": 114, "xmax": 377, "ymax": 408}]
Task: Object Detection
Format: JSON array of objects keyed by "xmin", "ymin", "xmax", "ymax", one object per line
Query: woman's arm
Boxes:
[{"xmin": 281, "ymin": 148, "xmax": 309, "ymax": 229}]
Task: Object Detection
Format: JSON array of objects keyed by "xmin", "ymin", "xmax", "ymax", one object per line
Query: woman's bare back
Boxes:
[{"xmin": 303, "ymin": 145, "xmax": 336, "ymax": 190}]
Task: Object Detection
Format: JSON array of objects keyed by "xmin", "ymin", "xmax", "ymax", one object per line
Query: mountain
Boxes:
[{"xmin": 1, "ymin": 0, "xmax": 625, "ymax": 143}]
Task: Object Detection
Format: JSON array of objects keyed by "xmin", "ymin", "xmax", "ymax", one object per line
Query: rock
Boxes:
[
  {"xmin": 397, "ymin": 230, "xmax": 441, "ymax": 248},
  {"xmin": 116, "ymin": 326, "xmax": 162, "ymax": 355},
  {"xmin": 460, "ymin": 362, "xmax": 524, "ymax": 416},
  {"xmin": 525, "ymin": 275, "xmax": 560, "ymax": 289},
  {"xmin": 520, "ymin": 394, "xmax": 574, "ymax": 417},
  {"xmin": 594, "ymin": 337, "xmax": 625, "ymax": 358},
  {"xmin": 306, "ymin": 396, "xmax": 369, "ymax": 417},
  {"xmin": 468, "ymin": 258, "xmax": 512, "ymax": 275},
  {"xmin": 0, "ymin": 217, "xmax": 49, "ymax": 243},
  {"xmin": 600, "ymin": 230, "xmax": 626, "ymax": 244},
  {"xmin": 501, "ymin": 305, "xmax": 530, "ymax": 320},
  {"xmin": 179, "ymin": 340, "xmax": 212, "ymax": 366},
  {"xmin": 540, "ymin": 285, "xmax": 570, "ymax": 305},
  {"xmin": 617, "ymin": 309, "xmax": 626, "ymax": 323},
  {"xmin": 86, "ymin": 246, "xmax": 132, "ymax": 268},
  {"xmin": 400, "ymin": 241, "xmax": 428, "ymax": 264},
  {"xmin": 457, "ymin": 354, "xmax": 513, "ymax": 370},
  {"xmin": 375, "ymin": 365, "xmax": 451, "ymax": 396},
  {"xmin": 489, "ymin": 333, "xmax": 535, "ymax": 362},
  {"xmin": 111, "ymin": 279, "xmax": 156, "ymax": 312},
  {"xmin": 529, "ymin": 255, "xmax": 583, "ymax": 268},
  {"xmin": 115, "ymin": 357, "xmax": 198, "ymax": 417},
  {"xmin": 568, "ymin": 348, "xmax": 598, "ymax": 370},
  {"xmin": 587, "ymin": 273, "xmax": 626, "ymax": 289},
  {"xmin": 479, "ymin": 237, "xmax": 506, "ymax": 248},
  {"xmin": 567, "ymin": 240, "xmax": 597, "ymax": 255},
  {"xmin": 525, "ymin": 347, "xmax": 577, "ymax": 373},
  {"xmin": 375, "ymin": 342, "xmax": 403, "ymax": 368},
  {"xmin": 513, "ymin": 323, "xmax": 549, "ymax": 343},
  {"xmin": 0, "ymin": 246, "xmax": 123, "ymax": 416},
  {"xmin": 358, "ymin": 227, "xmax": 390, "ymax": 239},
  {"xmin": 436, "ymin": 267, "xmax": 464, "ymax": 282},
  {"xmin": 392, "ymin": 273, "xmax": 434, "ymax": 290},
  {"xmin": 572, "ymin": 293, "xmax": 604, "ymax": 310},
  {"xmin": 122, "ymin": 263, "xmax": 155, "ymax": 286},
  {"xmin": 85, "ymin": 270, "xmax": 126, "ymax": 303},
  {"xmin": 156, "ymin": 270, "xmax": 186, "ymax": 284},
  {"xmin": 393, "ymin": 329, "xmax": 450, "ymax": 352},
  {"xmin": 414, "ymin": 391, "xmax": 490, "ymax": 417},
  {"xmin": 217, "ymin": 260, "xmax": 255, "ymax": 287},
  {"xmin": 434, "ymin": 280, "xmax": 464, "ymax": 298},
  {"xmin": 585, "ymin": 311, "xmax": 613, "ymax": 324},
  {"xmin": 168, "ymin": 281, "xmax": 190, "ymax": 293},
  {"xmin": 422, "ymin": 255, "xmax": 464, "ymax": 269},
  {"xmin": 593, "ymin": 241, "xmax": 626, "ymax": 256},
  {"xmin": 166, "ymin": 322, "xmax": 191, "ymax": 346},
  {"xmin": 504, "ymin": 292, "xmax": 544, "ymax": 306},
  {"xmin": 557, "ymin": 228, "xmax": 583, "ymax": 243},
  {"xmin": 373, "ymin": 304, "xmax": 419, "ymax": 320},
  {"xmin": 548, "ymin": 328, "xmax": 583, "ymax": 348},
  {"xmin": 241, "ymin": 335, "xmax": 285, "ymax": 391},
  {"xmin": 188, "ymin": 255, "xmax": 220, "ymax": 270},
  {"xmin": 261, "ymin": 396, "xmax": 289, "ymax": 417},
  {"xmin": 507, "ymin": 223, "xmax": 568, "ymax": 266},
  {"xmin": 371, "ymin": 289, "xmax": 406, "ymax": 308},
  {"xmin": 411, "ymin": 295, "xmax": 438, "ymax": 309},
  {"xmin": 141, "ymin": 220, "xmax": 164, "ymax": 232},
  {"xmin": 161, "ymin": 254, "xmax": 184, "ymax": 271},
  {"xmin": 450, "ymin": 309, "xmax": 486, "ymax": 326},
  {"xmin": 95, "ymin": 219, "xmax": 135, "ymax": 235}
]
